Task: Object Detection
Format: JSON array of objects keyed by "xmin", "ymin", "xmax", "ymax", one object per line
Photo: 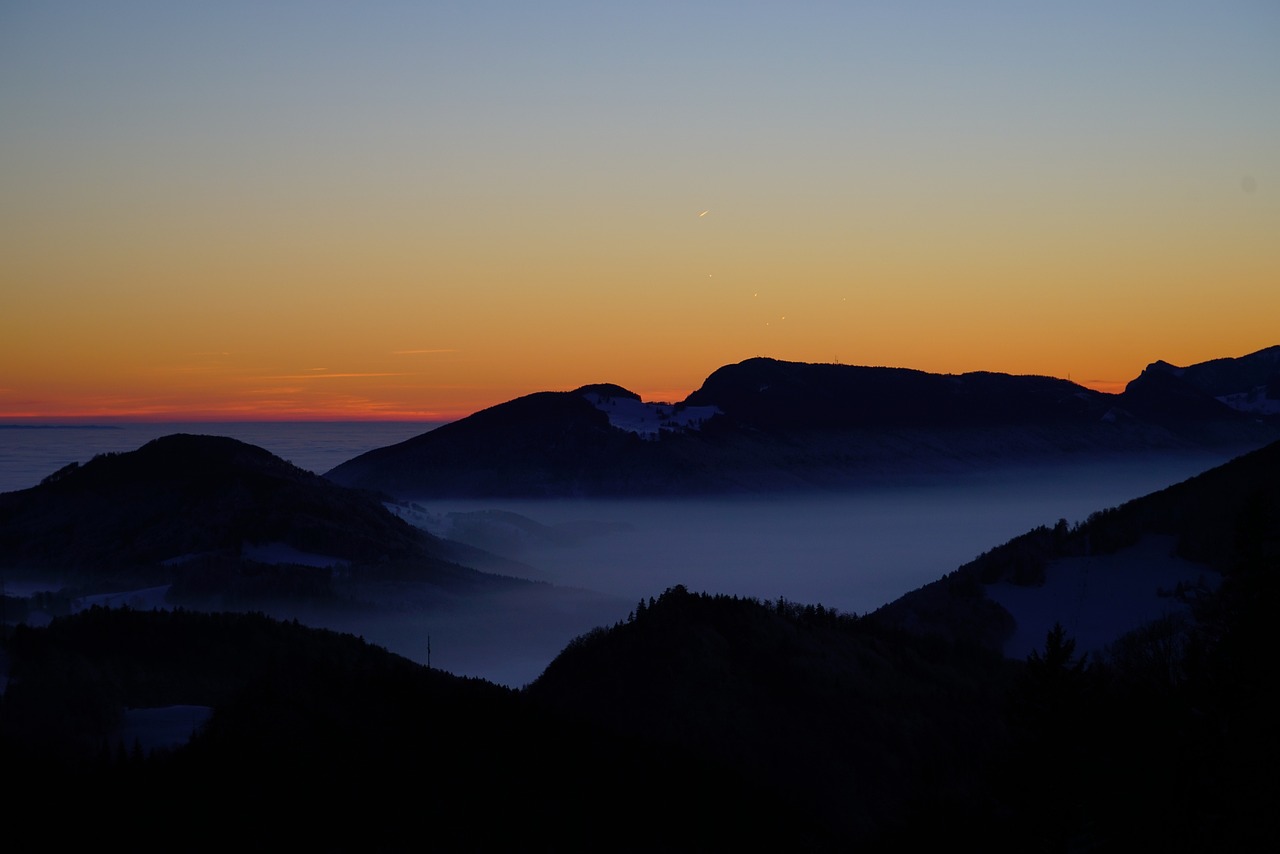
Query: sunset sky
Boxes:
[{"xmin": 2, "ymin": 2, "xmax": 1277, "ymax": 421}]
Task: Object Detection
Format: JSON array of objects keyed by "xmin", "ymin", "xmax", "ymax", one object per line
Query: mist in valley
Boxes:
[
  {"xmin": 8, "ymin": 449, "xmax": 1239, "ymax": 690},
  {"xmin": 357, "ymin": 450, "xmax": 1239, "ymax": 686},
  {"xmin": 290, "ymin": 585, "xmax": 628, "ymax": 690}
]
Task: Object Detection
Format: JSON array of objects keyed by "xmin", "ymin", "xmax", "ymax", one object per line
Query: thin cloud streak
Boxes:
[
  {"xmin": 392, "ymin": 349, "xmax": 459, "ymax": 355},
  {"xmin": 265, "ymin": 373, "xmax": 409, "ymax": 380}
]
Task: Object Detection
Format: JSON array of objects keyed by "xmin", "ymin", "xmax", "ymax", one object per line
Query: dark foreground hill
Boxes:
[
  {"xmin": 0, "ymin": 434, "xmax": 527, "ymax": 609},
  {"xmin": 528, "ymin": 587, "xmax": 1011, "ymax": 844},
  {"xmin": 326, "ymin": 349, "xmax": 1280, "ymax": 497},
  {"xmin": 0, "ymin": 608, "xmax": 808, "ymax": 851}
]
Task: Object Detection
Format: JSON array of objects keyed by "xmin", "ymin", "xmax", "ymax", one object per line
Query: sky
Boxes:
[{"xmin": 2, "ymin": 1, "xmax": 1277, "ymax": 421}]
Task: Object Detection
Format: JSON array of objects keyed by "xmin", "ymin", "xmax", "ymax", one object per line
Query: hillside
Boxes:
[
  {"xmin": 528, "ymin": 586, "xmax": 1010, "ymax": 843},
  {"xmin": 0, "ymin": 607, "xmax": 807, "ymax": 850},
  {"xmin": 326, "ymin": 350, "xmax": 1280, "ymax": 498},
  {"xmin": 869, "ymin": 438, "xmax": 1280, "ymax": 657},
  {"xmin": 1142, "ymin": 344, "xmax": 1280, "ymax": 421},
  {"xmin": 0, "ymin": 433, "xmax": 526, "ymax": 608}
]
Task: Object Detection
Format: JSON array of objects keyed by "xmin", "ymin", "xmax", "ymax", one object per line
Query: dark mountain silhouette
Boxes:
[
  {"xmin": 1119, "ymin": 366, "xmax": 1243, "ymax": 422},
  {"xmin": 326, "ymin": 350, "xmax": 1280, "ymax": 497},
  {"xmin": 0, "ymin": 434, "xmax": 527, "ymax": 606},
  {"xmin": 0, "ymin": 607, "xmax": 806, "ymax": 850},
  {"xmin": 683, "ymin": 357, "xmax": 1103, "ymax": 428},
  {"xmin": 326, "ymin": 388, "xmax": 686, "ymax": 497},
  {"xmin": 1145, "ymin": 344, "xmax": 1280, "ymax": 395},
  {"xmin": 1140, "ymin": 344, "xmax": 1280, "ymax": 422},
  {"xmin": 870, "ymin": 438, "xmax": 1280, "ymax": 655},
  {"xmin": 527, "ymin": 586, "xmax": 1010, "ymax": 843}
]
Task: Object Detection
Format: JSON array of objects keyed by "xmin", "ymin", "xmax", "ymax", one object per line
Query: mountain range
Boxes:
[
  {"xmin": 327, "ymin": 346, "xmax": 1280, "ymax": 497},
  {"xmin": 2, "ymin": 346, "xmax": 1277, "ymax": 848}
]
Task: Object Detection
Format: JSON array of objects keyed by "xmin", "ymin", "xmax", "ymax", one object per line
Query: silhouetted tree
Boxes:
[{"xmin": 1003, "ymin": 623, "xmax": 1101, "ymax": 850}]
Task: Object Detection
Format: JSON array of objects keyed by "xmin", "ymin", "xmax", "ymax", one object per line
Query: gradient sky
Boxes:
[{"xmin": 2, "ymin": 1, "xmax": 1277, "ymax": 420}]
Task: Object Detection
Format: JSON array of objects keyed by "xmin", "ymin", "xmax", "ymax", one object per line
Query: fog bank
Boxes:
[{"xmin": 406, "ymin": 451, "xmax": 1239, "ymax": 619}]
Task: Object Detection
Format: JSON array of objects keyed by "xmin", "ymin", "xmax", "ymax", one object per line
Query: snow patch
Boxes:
[
  {"xmin": 1216, "ymin": 388, "xmax": 1280, "ymax": 416},
  {"xmin": 385, "ymin": 501, "xmax": 447, "ymax": 536},
  {"xmin": 583, "ymin": 392, "xmax": 720, "ymax": 441},
  {"xmin": 987, "ymin": 535, "xmax": 1216, "ymax": 660}
]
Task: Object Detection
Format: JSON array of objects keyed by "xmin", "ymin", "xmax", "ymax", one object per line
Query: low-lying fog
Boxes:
[
  {"xmin": 12, "ymin": 450, "xmax": 1243, "ymax": 691},
  {"xmin": 367, "ymin": 451, "xmax": 1237, "ymax": 686}
]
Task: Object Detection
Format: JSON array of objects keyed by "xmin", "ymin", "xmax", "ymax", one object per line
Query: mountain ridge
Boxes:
[
  {"xmin": 0, "ymin": 433, "xmax": 529, "ymax": 607},
  {"xmin": 868, "ymin": 438, "xmax": 1280, "ymax": 656},
  {"xmin": 327, "ymin": 348, "xmax": 1280, "ymax": 497}
]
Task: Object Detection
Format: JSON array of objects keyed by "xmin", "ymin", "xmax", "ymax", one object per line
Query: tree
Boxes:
[
  {"xmin": 1004, "ymin": 623, "xmax": 1100, "ymax": 849},
  {"xmin": 1026, "ymin": 622, "xmax": 1087, "ymax": 678}
]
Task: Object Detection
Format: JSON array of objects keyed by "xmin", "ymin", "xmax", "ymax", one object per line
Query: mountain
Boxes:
[
  {"xmin": 0, "ymin": 433, "xmax": 526, "ymax": 607},
  {"xmin": 683, "ymin": 357, "xmax": 1102, "ymax": 428},
  {"xmin": 329, "ymin": 386, "xmax": 701, "ymax": 497},
  {"xmin": 1139, "ymin": 344, "xmax": 1280, "ymax": 421},
  {"xmin": 326, "ymin": 350, "xmax": 1280, "ymax": 497},
  {"xmin": 869, "ymin": 438, "xmax": 1280, "ymax": 657}
]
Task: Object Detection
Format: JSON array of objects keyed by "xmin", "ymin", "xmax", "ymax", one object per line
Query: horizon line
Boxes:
[{"xmin": 0, "ymin": 376, "xmax": 1126, "ymax": 424}]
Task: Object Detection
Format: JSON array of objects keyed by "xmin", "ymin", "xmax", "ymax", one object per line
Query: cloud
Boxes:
[
  {"xmin": 1084, "ymin": 378, "xmax": 1128, "ymax": 394},
  {"xmin": 392, "ymin": 349, "xmax": 459, "ymax": 355},
  {"xmin": 265, "ymin": 372, "xmax": 408, "ymax": 380}
]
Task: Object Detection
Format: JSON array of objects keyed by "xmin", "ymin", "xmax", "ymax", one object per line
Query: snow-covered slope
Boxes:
[
  {"xmin": 583, "ymin": 391, "xmax": 720, "ymax": 440},
  {"xmin": 1217, "ymin": 388, "xmax": 1280, "ymax": 416},
  {"xmin": 987, "ymin": 535, "xmax": 1213, "ymax": 659}
]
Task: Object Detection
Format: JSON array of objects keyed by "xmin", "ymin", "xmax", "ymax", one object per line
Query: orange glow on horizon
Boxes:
[
  {"xmin": 0, "ymin": 364, "xmax": 1164, "ymax": 424},
  {"xmin": 3, "ymin": 6, "xmax": 1276, "ymax": 426}
]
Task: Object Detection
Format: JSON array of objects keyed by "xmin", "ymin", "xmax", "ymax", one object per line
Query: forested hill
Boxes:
[
  {"xmin": 528, "ymin": 585, "xmax": 1010, "ymax": 843},
  {"xmin": 870, "ymin": 438, "xmax": 1280, "ymax": 652},
  {"xmin": 0, "ymin": 606, "xmax": 833, "ymax": 850},
  {"xmin": 0, "ymin": 433, "xmax": 523, "ymax": 606}
]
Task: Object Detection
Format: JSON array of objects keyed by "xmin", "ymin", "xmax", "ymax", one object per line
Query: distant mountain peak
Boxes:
[
  {"xmin": 573, "ymin": 383, "xmax": 641, "ymax": 400},
  {"xmin": 1132, "ymin": 346, "xmax": 1280, "ymax": 421},
  {"xmin": 0, "ymin": 432, "xmax": 466, "ymax": 596},
  {"xmin": 1143, "ymin": 359, "xmax": 1185, "ymax": 377}
]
